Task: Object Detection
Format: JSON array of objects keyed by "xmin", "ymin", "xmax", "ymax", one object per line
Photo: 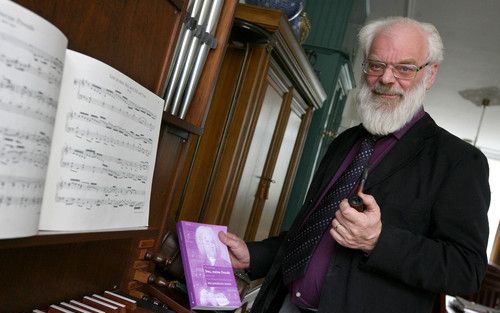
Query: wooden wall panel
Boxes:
[
  {"xmin": 0, "ymin": 1, "xmax": 238, "ymax": 311},
  {"xmin": 0, "ymin": 239, "xmax": 131, "ymax": 312},
  {"xmin": 151, "ymin": 128, "xmax": 191, "ymax": 235}
]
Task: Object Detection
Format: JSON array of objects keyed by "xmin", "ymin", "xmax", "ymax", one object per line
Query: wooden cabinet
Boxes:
[
  {"xmin": 0, "ymin": 0, "xmax": 237, "ymax": 311},
  {"xmin": 173, "ymin": 4, "xmax": 326, "ymax": 241}
]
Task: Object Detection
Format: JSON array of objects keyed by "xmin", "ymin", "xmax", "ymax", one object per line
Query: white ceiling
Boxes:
[{"xmin": 354, "ymin": 0, "xmax": 500, "ymax": 158}]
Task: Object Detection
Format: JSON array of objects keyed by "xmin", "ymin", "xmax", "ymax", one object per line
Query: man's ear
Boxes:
[{"xmin": 426, "ymin": 63, "xmax": 440, "ymax": 90}]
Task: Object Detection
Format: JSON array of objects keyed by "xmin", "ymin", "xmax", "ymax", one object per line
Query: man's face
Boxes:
[
  {"xmin": 356, "ymin": 24, "xmax": 439, "ymax": 135},
  {"xmin": 365, "ymin": 24, "xmax": 430, "ymax": 97}
]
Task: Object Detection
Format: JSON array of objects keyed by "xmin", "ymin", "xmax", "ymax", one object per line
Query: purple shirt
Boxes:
[{"xmin": 290, "ymin": 110, "xmax": 426, "ymax": 309}]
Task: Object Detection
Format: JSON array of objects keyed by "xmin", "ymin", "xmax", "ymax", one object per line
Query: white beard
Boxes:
[{"xmin": 356, "ymin": 76, "xmax": 428, "ymax": 135}]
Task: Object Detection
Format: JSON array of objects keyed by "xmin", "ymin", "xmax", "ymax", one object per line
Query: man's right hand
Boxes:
[{"xmin": 218, "ymin": 231, "xmax": 250, "ymax": 269}]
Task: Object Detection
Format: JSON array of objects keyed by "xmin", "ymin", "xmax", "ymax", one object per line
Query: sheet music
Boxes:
[
  {"xmin": 39, "ymin": 50, "xmax": 163, "ymax": 231},
  {"xmin": 0, "ymin": 0, "xmax": 67, "ymax": 238}
]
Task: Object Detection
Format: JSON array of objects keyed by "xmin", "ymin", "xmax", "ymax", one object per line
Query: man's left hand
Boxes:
[{"xmin": 330, "ymin": 192, "xmax": 382, "ymax": 253}]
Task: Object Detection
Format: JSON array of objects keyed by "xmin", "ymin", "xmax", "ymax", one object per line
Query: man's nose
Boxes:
[{"xmin": 379, "ymin": 66, "xmax": 396, "ymax": 84}]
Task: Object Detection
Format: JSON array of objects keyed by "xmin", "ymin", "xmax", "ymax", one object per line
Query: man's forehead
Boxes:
[{"xmin": 368, "ymin": 25, "xmax": 428, "ymax": 62}]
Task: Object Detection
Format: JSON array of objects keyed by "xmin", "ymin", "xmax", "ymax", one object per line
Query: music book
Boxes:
[
  {"xmin": 176, "ymin": 221, "xmax": 241, "ymax": 310},
  {"xmin": 0, "ymin": 0, "xmax": 164, "ymax": 239}
]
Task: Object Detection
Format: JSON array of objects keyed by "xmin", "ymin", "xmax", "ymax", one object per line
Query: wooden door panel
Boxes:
[
  {"xmin": 255, "ymin": 110, "xmax": 301, "ymax": 240},
  {"xmin": 228, "ymin": 82, "xmax": 282, "ymax": 239}
]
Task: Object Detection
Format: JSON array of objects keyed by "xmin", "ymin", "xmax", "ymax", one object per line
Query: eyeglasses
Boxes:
[{"xmin": 362, "ymin": 60, "xmax": 430, "ymax": 80}]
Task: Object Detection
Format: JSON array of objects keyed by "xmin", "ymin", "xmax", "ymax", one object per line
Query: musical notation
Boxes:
[
  {"xmin": 0, "ymin": 97, "xmax": 55, "ymax": 125},
  {"xmin": 0, "ymin": 1, "xmax": 68, "ymax": 238},
  {"xmin": 0, "ymin": 127, "xmax": 50, "ymax": 146},
  {"xmin": 0, "ymin": 127, "xmax": 50, "ymax": 168},
  {"xmin": 0, "ymin": 175, "xmax": 44, "ymax": 209},
  {"xmin": 0, "ymin": 77, "xmax": 58, "ymax": 109},
  {"xmin": 0, "ymin": 195, "xmax": 43, "ymax": 209},
  {"xmin": 55, "ymin": 178, "xmax": 146, "ymax": 211},
  {"xmin": 67, "ymin": 111, "xmax": 152, "ymax": 144},
  {"xmin": 0, "ymin": 52, "xmax": 61, "ymax": 85},
  {"xmin": 0, "ymin": 147, "xmax": 48, "ymax": 169},
  {"xmin": 1, "ymin": 0, "xmax": 163, "ymax": 234},
  {"xmin": 65, "ymin": 119, "xmax": 151, "ymax": 157},
  {"xmin": 54, "ymin": 195, "xmax": 144, "ymax": 211},
  {"xmin": 62, "ymin": 145, "xmax": 149, "ymax": 172},
  {"xmin": 74, "ymin": 79, "xmax": 156, "ymax": 130},
  {"xmin": 0, "ymin": 174, "xmax": 44, "ymax": 190},
  {"xmin": 0, "ymin": 31, "xmax": 64, "ymax": 79},
  {"xmin": 60, "ymin": 160, "xmax": 148, "ymax": 183},
  {"xmin": 57, "ymin": 179, "xmax": 146, "ymax": 196}
]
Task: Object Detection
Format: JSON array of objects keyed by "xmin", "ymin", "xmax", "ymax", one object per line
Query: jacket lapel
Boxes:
[{"xmin": 365, "ymin": 114, "xmax": 438, "ymax": 190}]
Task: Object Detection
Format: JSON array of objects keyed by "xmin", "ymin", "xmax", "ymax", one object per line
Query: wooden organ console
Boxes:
[
  {"xmin": 0, "ymin": 0, "xmax": 237, "ymax": 312},
  {"xmin": 0, "ymin": 1, "xmax": 325, "ymax": 312}
]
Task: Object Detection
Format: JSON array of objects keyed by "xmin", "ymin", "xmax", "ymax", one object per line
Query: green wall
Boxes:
[{"xmin": 281, "ymin": 0, "xmax": 360, "ymax": 230}]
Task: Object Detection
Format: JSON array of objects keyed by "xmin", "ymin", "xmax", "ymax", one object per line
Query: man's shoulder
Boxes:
[{"xmin": 423, "ymin": 119, "xmax": 487, "ymax": 163}]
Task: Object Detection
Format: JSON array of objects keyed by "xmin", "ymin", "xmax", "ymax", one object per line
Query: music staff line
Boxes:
[
  {"xmin": 0, "ymin": 148, "xmax": 48, "ymax": 169},
  {"xmin": 76, "ymin": 93, "xmax": 155, "ymax": 131},
  {"xmin": 0, "ymin": 127, "xmax": 50, "ymax": 146},
  {"xmin": 60, "ymin": 160, "xmax": 148, "ymax": 183},
  {"xmin": 0, "ymin": 76, "xmax": 58, "ymax": 109},
  {"xmin": 54, "ymin": 195, "xmax": 144, "ymax": 211},
  {"xmin": 0, "ymin": 53, "xmax": 61, "ymax": 85},
  {"xmin": 0, "ymin": 174, "xmax": 44, "ymax": 190},
  {"xmin": 57, "ymin": 179, "xmax": 146, "ymax": 196},
  {"xmin": 67, "ymin": 111, "xmax": 153, "ymax": 145},
  {"xmin": 74, "ymin": 79, "xmax": 157, "ymax": 123},
  {"xmin": 65, "ymin": 125, "xmax": 151, "ymax": 157},
  {"xmin": 65, "ymin": 124, "xmax": 151, "ymax": 157},
  {"xmin": 0, "ymin": 195, "xmax": 43, "ymax": 209},
  {"xmin": 0, "ymin": 126, "xmax": 50, "ymax": 168},
  {"xmin": 0, "ymin": 31, "xmax": 64, "ymax": 75},
  {"xmin": 63, "ymin": 145, "xmax": 149, "ymax": 172},
  {"xmin": 0, "ymin": 97, "xmax": 55, "ymax": 125}
]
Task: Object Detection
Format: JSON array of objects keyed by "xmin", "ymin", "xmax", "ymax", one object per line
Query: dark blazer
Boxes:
[{"xmin": 247, "ymin": 113, "xmax": 490, "ymax": 313}]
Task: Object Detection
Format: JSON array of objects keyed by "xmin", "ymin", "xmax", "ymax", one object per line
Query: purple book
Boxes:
[{"xmin": 176, "ymin": 221, "xmax": 242, "ymax": 310}]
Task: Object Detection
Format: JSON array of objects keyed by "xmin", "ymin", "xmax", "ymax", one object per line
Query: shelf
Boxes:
[
  {"xmin": 162, "ymin": 112, "xmax": 204, "ymax": 136},
  {"xmin": 0, "ymin": 227, "xmax": 159, "ymax": 249}
]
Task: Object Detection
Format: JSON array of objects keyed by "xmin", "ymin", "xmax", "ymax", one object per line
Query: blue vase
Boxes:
[
  {"xmin": 245, "ymin": 0, "xmax": 310, "ymax": 43},
  {"xmin": 245, "ymin": 0, "xmax": 305, "ymax": 20}
]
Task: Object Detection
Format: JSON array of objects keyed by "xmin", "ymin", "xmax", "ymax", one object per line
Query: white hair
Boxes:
[{"xmin": 358, "ymin": 16, "xmax": 444, "ymax": 64}]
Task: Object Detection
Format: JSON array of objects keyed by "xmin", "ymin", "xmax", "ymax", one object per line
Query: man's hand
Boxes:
[
  {"xmin": 218, "ymin": 231, "xmax": 250, "ymax": 269},
  {"xmin": 330, "ymin": 192, "xmax": 382, "ymax": 253}
]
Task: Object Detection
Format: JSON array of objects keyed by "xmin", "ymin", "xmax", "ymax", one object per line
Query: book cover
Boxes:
[
  {"xmin": 176, "ymin": 221, "xmax": 242, "ymax": 310},
  {"xmin": 0, "ymin": 0, "xmax": 164, "ymax": 238}
]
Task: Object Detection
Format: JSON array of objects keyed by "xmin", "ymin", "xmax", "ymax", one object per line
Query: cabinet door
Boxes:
[
  {"xmin": 229, "ymin": 62, "xmax": 312, "ymax": 241},
  {"xmin": 254, "ymin": 96, "xmax": 306, "ymax": 240},
  {"xmin": 228, "ymin": 72, "xmax": 284, "ymax": 239}
]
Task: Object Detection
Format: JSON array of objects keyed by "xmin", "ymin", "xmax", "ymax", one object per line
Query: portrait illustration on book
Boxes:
[{"xmin": 195, "ymin": 225, "xmax": 232, "ymax": 267}]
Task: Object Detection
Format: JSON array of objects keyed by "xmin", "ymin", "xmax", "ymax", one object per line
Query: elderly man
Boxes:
[{"xmin": 219, "ymin": 16, "xmax": 490, "ymax": 313}]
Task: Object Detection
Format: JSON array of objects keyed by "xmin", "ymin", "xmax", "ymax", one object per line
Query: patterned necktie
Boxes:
[{"xmin": 282, "ymin": 134, "xmax": 378, "ymax": 285}]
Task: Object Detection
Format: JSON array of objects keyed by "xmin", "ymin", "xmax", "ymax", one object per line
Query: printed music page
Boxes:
[
  {"xmin": 0, "ymin": 0, "xmax": 67, "ymax": 238},
  {"xmin": 39, "ymin": 50, "xmax": 163, "ymax": 231}
]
